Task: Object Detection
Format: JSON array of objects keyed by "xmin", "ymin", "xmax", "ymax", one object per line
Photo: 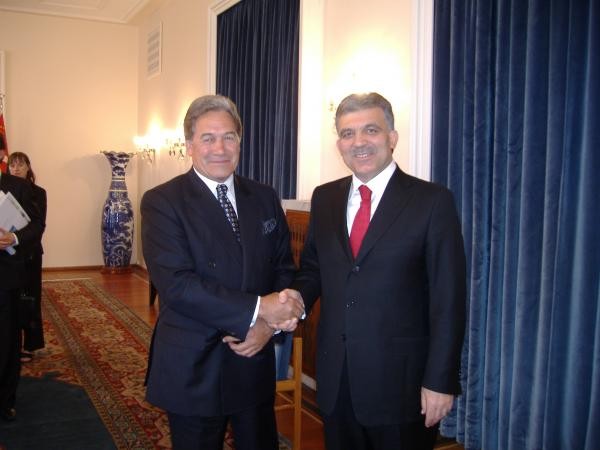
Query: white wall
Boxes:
[
  {"xmin": 0, "ymin": 11, "xmax": 138, "ymax": 268},
  {"xmin": 318, "ymin": 0, "xmax": 412, "ymax": 197}
]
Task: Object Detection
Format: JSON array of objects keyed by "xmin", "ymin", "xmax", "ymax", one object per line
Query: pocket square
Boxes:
[{"xmin": 262, "ymin": 218, "xmax": 277, "ymax": 235}]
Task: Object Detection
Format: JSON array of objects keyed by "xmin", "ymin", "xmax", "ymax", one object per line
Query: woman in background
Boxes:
[{"xmin": 8, "ymin": 152, "xmax": 47, "ymax": 362}]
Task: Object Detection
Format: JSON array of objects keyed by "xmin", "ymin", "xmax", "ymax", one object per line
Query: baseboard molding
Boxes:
[
  {"xmin": 286, "ymin": 366, "xmax": 317, "ymax": 391},
  {"xmin": 43, "ymin": 264, "xmax": 147, "ymax": 273},
  {"xmin": 42, "ymin": 265, "xmax": 104, "ymax": 272},
  {"xmin": 301, "ymin": 372, "xmax": 316, "ymax": 390}
]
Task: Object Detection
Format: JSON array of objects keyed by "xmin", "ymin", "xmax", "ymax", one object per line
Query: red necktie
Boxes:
[{"xmin": 349, "ymin": 185, "xmax": 372, "ymax": 258}]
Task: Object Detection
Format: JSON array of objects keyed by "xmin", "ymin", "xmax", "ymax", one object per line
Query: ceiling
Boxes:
[{"xmin": 0, "ymin": 0, "xmax": 154, "ymax": 24}]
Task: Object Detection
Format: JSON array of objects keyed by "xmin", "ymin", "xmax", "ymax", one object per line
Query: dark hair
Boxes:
[
  {"xmin": 183, "ymin": 95, "xmax": 243, "ymax": 141},
  {"xmin": 335, "ymin": 92, "xmax": 395, "ymax": 133},
  {"xmin": 8, "ymin": 151, "xmax": 36, "ymax": 184}
]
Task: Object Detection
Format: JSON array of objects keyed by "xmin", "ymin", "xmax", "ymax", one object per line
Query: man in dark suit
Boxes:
[
  {"xmin": 0, "ymin": 171, "xmax": 43, "ymax": 421},
  {"xmin": 141, "ymin": 95, "xmax": 304, "ymax": 450},
  {"xmin": 290, "ymin": 93, "xmax": 467, "ymax": 450}
]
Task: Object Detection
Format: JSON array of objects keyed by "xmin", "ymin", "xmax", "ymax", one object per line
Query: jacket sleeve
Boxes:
[
  {"xmin": 290, "ymin": 188, "xmax": 323, "ymax": 314},
  {"xmin": 421, "ymin": 187, "xmax": 467, "ymax": 395}
]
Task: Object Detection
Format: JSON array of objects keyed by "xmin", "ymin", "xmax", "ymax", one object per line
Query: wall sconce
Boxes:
[
  {"xmin": 133, "ymin": 136, "xmax": 156, "ymax": 164},
  {"xmin": 140, "ymin": 147, "xmax": 156, "ymax": 163},
  {"xmin": 134, "ymin": 129, "xmax": 186, "ymax": 162},
  {"xmin": 168, "ymin": 137, "xmax": 186, "ymax": 160}
]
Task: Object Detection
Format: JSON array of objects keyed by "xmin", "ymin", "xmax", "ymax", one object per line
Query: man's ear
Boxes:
[{"xmin": 389, "ymin": 130, "xmax": 399, "ymax": 151}]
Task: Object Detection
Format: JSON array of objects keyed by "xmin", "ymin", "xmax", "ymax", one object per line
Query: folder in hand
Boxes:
[{"xmin": 0, "ymin": 190, "xmax": 31, "ymax": 255}]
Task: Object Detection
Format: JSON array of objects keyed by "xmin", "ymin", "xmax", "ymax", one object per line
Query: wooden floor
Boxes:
[{"xmin": 41, "ymin": 267, "xmax": 463, "ymax": 450}]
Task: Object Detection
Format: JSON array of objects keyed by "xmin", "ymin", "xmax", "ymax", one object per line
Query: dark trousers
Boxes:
[
  {"xmin": 167, "ymin": 396, "xmax": 278, "ymax": 450},
  {"xmin": 0, "ymin": 289, "xmax": 21, "ymax": 411},
  {"xmin": 322, "ymin": 361, "xmax": 438, "ymax": 450}
]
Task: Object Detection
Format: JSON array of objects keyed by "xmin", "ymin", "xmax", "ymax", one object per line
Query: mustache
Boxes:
[{"xmin": 349, "ymin": 144, "xmax": 376, "ymax": 157}]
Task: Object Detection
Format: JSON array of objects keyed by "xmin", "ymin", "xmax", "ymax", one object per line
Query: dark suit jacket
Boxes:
[
  {"xmin": 141, "ymin": 169, "xmax": 295, "ymax": 416},
  {"xmin": 293, "ymin": 167, "xmax": 466, "ymax": 426},
  {"xmin": 0, "ymin": 173, "xmax": 44, "ymax": 291}
]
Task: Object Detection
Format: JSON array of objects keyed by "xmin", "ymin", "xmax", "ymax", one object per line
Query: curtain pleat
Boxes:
[
  {"xmin": 216, "ymin": 0, "xmax": 299, "ymax": 198},
  {"xmin": 432, "ymin": 1, "xmax": 600, "ymax": 449}
]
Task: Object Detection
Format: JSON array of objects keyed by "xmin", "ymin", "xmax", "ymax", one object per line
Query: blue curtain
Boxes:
[
  {"xmin": 216, "ymin": 0, "xmax": 299, "ymax": 199},
  {"xmin": 431, "ymin": 1, "xmax": 600, "ymax": 449}
]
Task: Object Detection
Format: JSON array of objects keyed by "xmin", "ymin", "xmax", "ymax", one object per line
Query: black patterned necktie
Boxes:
[{"xmin": 216, "ymin": 184, "xmax": 241, "ymax": 242}]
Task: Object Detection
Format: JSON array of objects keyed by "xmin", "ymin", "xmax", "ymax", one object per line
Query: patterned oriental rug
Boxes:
[
  {"xmin": 15, "ymin": 279, "xmax": 289, "ymax": 450},
  {"xmin": 22, "ymin": 279, "xmax": 170, "ymax": 449}
]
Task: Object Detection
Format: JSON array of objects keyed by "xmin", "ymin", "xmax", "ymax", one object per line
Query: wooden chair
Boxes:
[
  {"xmin": 285, "ymin": 209, "xmax": 320, "ymax": 381},
  {"xmin": 275, "ymin": 336, "xmax": 303, "ymax": 450}
]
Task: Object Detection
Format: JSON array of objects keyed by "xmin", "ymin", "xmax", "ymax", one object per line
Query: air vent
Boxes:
[{"xmin": 147, "ymin": 23, "xmax": 162, "ymax": 79}]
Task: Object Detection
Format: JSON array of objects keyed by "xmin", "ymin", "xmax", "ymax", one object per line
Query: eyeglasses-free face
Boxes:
[
  {"xmin": 8, "ymin": 159, "xmax": 29, "ymax": 180},
  {"xmin": 186, "ymin": 110, "xmax": 241, "ymax": 183},
  {"xmin": 336, "ymin": 107, "xmax": 398, "ymax": 183}
]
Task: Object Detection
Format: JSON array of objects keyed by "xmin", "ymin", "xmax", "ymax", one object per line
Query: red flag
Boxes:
[{"xmin": 0, "ymin": 109, "xmax": 7, "ymax": 174}]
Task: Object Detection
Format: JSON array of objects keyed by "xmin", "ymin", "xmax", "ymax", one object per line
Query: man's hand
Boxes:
[
  {"xmin": 259, "ymin": 289, "xmax": 304, "ymax": 330},
  {"xmin": 223, "ymin": 318, "xmax": 273, "ymax": 357},
  {"xmin": 0, "ymin": 228, "xmax": 16, "ymax": 250},
  {"xmin": 272, "ymin": 289, "xmax": 305, "ymax": 331},
  {"xmin": 421, "ymin": 387, "xmax": 454, "ymax": 427}
]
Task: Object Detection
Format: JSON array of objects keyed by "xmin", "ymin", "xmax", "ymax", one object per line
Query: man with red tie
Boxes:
[{"xmin": 291, "ymin": 92, "xmax": 467, "ymax": 450}]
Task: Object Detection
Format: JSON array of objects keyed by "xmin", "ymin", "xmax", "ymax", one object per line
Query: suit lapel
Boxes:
[
  {"xmin": 234, "ymin": 176, "xmax": 271, "ymax": 290},
  {"xmin": 233, "ymin": 176, "xmax": 259, "ymax": 250},
  {"xmin": 355, "ymin": 168, "xmax": 413, "ymax": 262},
  {"xmin": 330, "ymin": 177, "xmax": 354, "ymax": 263},
  {"xmin": 183, "ymin": 170, "xmax": 242, "ymax": 265}
]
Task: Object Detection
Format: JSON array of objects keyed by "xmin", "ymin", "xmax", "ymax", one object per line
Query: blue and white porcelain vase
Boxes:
[{"xmin": 101, "ymin": 151, "xmax": 135, "ymax": 273}]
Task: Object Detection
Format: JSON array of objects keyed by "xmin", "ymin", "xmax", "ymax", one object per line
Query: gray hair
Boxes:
[
  {"xmin": 183, "ymin": 95, "xmax": 243, "ymax": 141},
  {"xmin": 335, "ymin": 92, "xmax": 395, "ymax": 133}
]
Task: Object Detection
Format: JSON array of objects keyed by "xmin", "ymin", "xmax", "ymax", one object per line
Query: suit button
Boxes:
[
  {"xmin": 352, "ymin": 265, "xmax": 360, "ymax": 273},
  {"xmin": 208, "ymin": 261, "xmax": 216, "ymax": 269}
]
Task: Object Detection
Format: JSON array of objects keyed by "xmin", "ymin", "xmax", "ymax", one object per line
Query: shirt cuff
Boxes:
[{"xmin": 250, "ymin": 296, "xmax": 260, "ymax": 327}]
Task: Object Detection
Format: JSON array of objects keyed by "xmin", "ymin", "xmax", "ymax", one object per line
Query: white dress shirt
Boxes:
[
  {"xmin": 193, "ymin": 168, "xmax": 238, "ymax": 214},
  {"xmin": 346, "ymin": 160, "xmax": 397, "ymax": 234}
]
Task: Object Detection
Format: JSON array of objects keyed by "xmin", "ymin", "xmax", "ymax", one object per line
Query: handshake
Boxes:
[
  {"xmin": 222, "ymin": 289, "xmax": 305, "ymax": 358},
  {"xmin": 259, "ymin": 289, "xmax": 305, "ymax": 332}
]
